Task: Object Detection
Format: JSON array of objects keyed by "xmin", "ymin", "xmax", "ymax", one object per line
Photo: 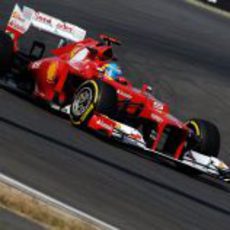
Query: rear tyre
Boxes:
[
  {"xmin": 0, "ymin": 31, "xmax": 14, "ymax": 76},
  {"xmin": 70, "ymin": 80, "xmax": 117, "ymax": 126}
]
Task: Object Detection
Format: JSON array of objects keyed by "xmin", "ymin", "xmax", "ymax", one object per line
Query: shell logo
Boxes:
[
  {"xmin": 70, "ymin": 47, "xmax": 81, "ymax": 59},
  {"xmin": 47, "ymin": 62, "xmax": 58, "ymax": 83},
  {"xmin": 12, "ymin": 12, "xmax": 22, "ymax": 20}
]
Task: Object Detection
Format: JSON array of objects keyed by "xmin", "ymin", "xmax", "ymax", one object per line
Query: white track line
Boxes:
[
  {"xmin": 0, "ymin": 173, "xmax": 119, "ymax": 230},
  {"xmin": 186, "ymin": 0, "xmax": 230, "ymax": 18}
]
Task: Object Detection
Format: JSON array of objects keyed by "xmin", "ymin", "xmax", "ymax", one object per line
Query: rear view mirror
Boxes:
[{"xmin": 142, "ymin": 83, "xmax": 153, "ymax": 93}]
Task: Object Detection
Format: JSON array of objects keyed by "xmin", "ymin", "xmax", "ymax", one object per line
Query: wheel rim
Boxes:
[{"xmin": 72, "ymin": 87, "xmax": 93, "ymax": 117}]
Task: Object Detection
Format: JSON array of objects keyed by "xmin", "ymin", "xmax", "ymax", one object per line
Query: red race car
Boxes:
[{"xmin": 1, "ymin": 4, "xmax": 230, "ymax": 182}]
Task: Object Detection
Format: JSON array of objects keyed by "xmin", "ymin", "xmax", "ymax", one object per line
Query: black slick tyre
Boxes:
[
  {"xmin": 178, "ymin": 118, "xmax": 221, "ymax": 175},
  {"xmin": 70, "ymin": 80, "xmax": 117, "ymax": 126},
  {"xmin": 187, "ymin": 118, "xmax": 220, "ymax": 157}
]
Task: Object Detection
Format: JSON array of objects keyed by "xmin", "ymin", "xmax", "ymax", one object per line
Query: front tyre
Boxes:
[
  {"xmin": 178, "ymin": 118, "xmax": 221, "ymax": 175},
  {"xmin": 70, "ymin": 80, "xmax": 117, "ymax": 126},
  {"xmin": 186, "ymin": 118, "xmax": 220, "ymax": 157}
]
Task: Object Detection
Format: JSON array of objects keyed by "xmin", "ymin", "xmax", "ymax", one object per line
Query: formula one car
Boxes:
[{"xmin": 1, "ymin": 4, "xmax": 230, "ymax": 182}]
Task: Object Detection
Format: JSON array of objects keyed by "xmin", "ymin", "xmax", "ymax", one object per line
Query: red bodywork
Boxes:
[{"xmin": 25, "ymin": 37, "xmax": 189, "ymax": 159}]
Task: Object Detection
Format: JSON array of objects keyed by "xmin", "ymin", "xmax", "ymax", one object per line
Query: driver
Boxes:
[{"xmin": 99, "ymin": 62, "xmax": 123, "ymax": 81}]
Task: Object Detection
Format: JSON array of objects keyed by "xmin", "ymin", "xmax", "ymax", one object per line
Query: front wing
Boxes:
[{"xmin": 86, "ymin": 112, "xmax": 230, "ymax": 183}]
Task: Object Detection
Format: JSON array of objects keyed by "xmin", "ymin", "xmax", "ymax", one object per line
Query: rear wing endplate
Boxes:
[{"xmin": 6, "ymin": 4, "xmax": 86, "ymax": 46}]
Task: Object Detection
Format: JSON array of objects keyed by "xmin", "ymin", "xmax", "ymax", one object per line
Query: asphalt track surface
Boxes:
[{"xmin": 0, "ymin": 0, "xmax": 230, "ymax": 229}]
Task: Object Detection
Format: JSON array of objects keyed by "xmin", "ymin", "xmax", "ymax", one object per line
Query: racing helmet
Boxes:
[{"xmin": 103, "ymin": 62, "xmax": 123, "ymax": 80}]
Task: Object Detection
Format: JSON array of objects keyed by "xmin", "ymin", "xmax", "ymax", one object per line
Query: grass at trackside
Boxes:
[
  {"xmin": 0, "ymin": 182, "xmax": 98, "ymax": 230},
  {"xmin": 186, "ymin": 0, "xmax": 230, "ymax": 18}
]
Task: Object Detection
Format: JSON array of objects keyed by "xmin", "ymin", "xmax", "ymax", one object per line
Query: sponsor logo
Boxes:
[
  {"xmin": 96, "ymin": 119, "xmax": 113, "ymax": 131},
  {"xmin": 47, "ymin": 62, "xmax": 58, "ymax": 83},
  {"xmin": 57, "ymin": 23, "xmax": 74, "ymax": 33},
  {"xmin": 117, "ymin": 89, "xmax": 132, "ymax": 99},
  {"xmin": 129, "ymin": 133, "xmax": 142, "ymax": 141},
  {"xmin": 34, "ymin": 12, "xmax": 52, "ymax": 26},
  {"xmin": 12, "ymin": 11, "xmax": 25, "ymax": 22}
]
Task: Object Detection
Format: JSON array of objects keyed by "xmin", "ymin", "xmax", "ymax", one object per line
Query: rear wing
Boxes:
[{"xmin": 6, "ymin": 4, "xmax": 86, "ymax": 49}]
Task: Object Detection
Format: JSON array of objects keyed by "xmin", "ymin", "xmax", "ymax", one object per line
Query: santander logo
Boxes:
[
  {"xmin": 34, "ymin": 12, "xmax": 52, "ymax": 25},
  {"xmin": 57, "ymin": 23, "xmax": 74, "ymax": 33}
]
